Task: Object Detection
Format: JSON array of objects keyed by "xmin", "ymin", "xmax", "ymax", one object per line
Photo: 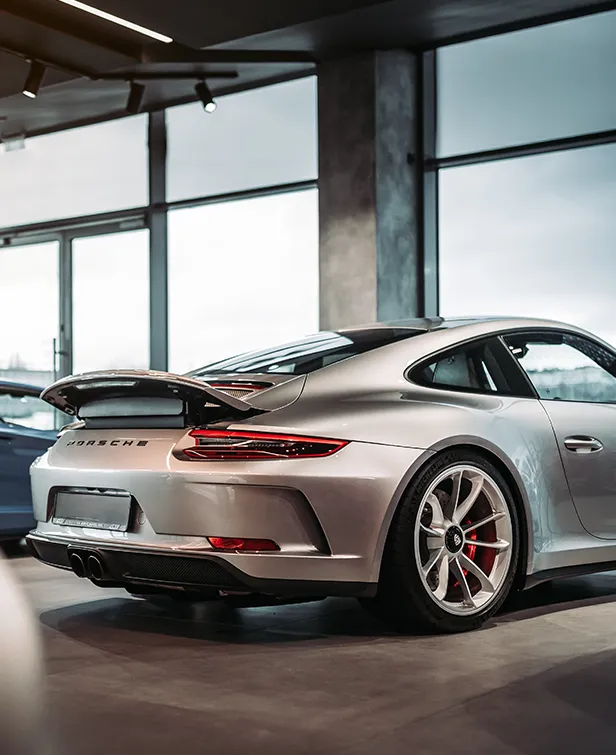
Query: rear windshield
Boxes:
[{"xmin": 189, "ymin": 329, "xmax": 420, "ymax": 377}]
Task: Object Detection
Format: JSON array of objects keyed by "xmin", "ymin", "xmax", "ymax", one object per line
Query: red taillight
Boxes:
[
  {"xmin": 181, "ymin": 429, "xmax": 348, "ymax": 461},
  {"xmin": 208, "ymin": 537, "xmax": 279, "ymax": 552}
]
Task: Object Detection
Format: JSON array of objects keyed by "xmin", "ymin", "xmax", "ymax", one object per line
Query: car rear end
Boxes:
[{"xmin": 26, "ymin": 368, "xmax": 424, "ymax": 599}]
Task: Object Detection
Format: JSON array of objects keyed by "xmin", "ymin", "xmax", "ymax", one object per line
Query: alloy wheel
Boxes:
[{"xmin": 414, "ymin": 464, "xmax": 513, "ymax": 616}]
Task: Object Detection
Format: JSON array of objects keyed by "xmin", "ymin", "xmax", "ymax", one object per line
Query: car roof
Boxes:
[
  {"xmin": 337, "ymin": 315, "xmax": 579, "ymax": 337},
  {"xmin": 0, "ymin": 380, "xmax": 43, "ymax": 395}
]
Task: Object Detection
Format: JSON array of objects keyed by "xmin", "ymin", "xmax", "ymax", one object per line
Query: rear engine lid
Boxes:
[
  {"xmin": 41, "ymin": 370, "xmax": 263, "ymax": 426},
  {"xmin": 196, "ymin": 374, "xmax": 277, "ymax": 400}
]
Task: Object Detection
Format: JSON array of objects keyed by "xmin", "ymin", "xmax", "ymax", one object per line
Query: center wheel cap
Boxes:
[{"xmin": 445, "ymin": 526, "xmax": 464, "ymax": 554}]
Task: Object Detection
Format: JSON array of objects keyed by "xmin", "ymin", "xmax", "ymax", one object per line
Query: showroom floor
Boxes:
[{"xmin": 8, "ymin": 548, "xmax": 616, "ymax": 755}]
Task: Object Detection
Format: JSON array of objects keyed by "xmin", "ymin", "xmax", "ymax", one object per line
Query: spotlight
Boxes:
[
  {"xmin": 195, "ymin": 81, "xmax": 216, "ymax": 113},
  {"xmin": 23, "ymin": 61, "xmax": 46, "ymax": 99},
  {"xmin": 126, "ymin": 82, "xmax": 146, "ymax": 114}
]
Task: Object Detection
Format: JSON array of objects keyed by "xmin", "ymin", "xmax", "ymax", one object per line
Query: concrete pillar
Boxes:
[
  {"xmin": 148, "ymin": 111, "xmax": 168, "ymax": 371},
  {"xmin": 318, "ymin": 50, "xmax": 421, "ymax": 330}
]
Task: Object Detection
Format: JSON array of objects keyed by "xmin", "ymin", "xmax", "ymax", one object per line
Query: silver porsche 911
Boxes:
[{"xmin": 26, "ymin": 317, "xmax": 616, "ymax": 633}]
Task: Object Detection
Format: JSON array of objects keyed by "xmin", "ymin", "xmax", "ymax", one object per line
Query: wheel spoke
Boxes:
[
  {"xmin": 433, "ymin": 554, "xmax": 450, "ymax": 602},
  {"xmin": 444, "ymin": 471, "xmax": 463, "ymax": 520},
  {"xmin": 426, "ymin": 492, "xmax": 445, "ymax": 528},
  {"xmin": 471, "ymin": 539, "xmax": 509, "ymax": 551},
  {"xmin": 454, "ymin": 474, "xmax": 484, "ymax": 524},
  {"xmin": 458, "ymin": 552, "xmax": 496, "ymax": 593},
  {"xmin": 420, "ymin": 522, "xmax": 445, "ymax": 539},
  {"xmin": 422, "ymin": 546, "xmax": 446, "ymax": 577},
  {"xmin": 450, "ymin": 557, "xmax": 475, "ymax": 608},
  {"xmin": 462, "ymin": 511, "xmax": 506, "ymax": 534},
  {"xmin": 426, "ymin": 536, "xmax": 446, "ymax": 552}
]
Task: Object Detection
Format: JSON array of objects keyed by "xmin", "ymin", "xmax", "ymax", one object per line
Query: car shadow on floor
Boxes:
[
  {"xmin": 41, "ymin": 593, "xmax": 397, "ymax": 647},
  {"xmin": 499, "ymin": 571, "xmax": 616, "ymax": 622},
  {"xmin": 38, "ymin": 570, "xmax": 616, "ymax": 649}
]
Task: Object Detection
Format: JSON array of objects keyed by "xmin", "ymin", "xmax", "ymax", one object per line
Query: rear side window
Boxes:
[
  {"xmin": 410, "ymin": 339, "xmax": 522, "ymax": 395},
  {"xmin": 190, "ymin": 328, "xmax": 420, "ymax": 377}
]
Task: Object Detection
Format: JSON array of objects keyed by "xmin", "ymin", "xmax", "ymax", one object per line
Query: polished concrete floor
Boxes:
[{"xmin": 8, "ymin": 547, "xmax": 616, "ymax": 755}]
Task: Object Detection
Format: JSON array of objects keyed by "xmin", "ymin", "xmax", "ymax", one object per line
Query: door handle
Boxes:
[{"xmin": 564, "ymin": 436, "xmax": 604, "ymax": 453}]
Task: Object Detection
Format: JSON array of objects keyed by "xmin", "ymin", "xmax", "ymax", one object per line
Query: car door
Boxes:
[
  {"xmin": 503, "ymin": 330, "xmax": 616, "ymax": 539},
  {"xmin": 0, "ymin": 385, "xmax": 60, "ymax": 536}
]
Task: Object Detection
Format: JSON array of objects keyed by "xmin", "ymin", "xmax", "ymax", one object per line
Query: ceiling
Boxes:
[{"xmin": 0, "ymin": 0, "xmax": 613, "ymax": 137}]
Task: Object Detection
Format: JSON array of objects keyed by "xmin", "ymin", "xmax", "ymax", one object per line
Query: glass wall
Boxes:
[
  {"xmin": 168, "ymin": 190, "xmax": 319, "ymax": 374},
  {"xmin": 72, "ymin": 230, "xmax": 150, "ymax": 373},
  {"xmin": 0, "ymin": 76, "xmax": 318, "ymax": 378},
  {"xmin": 166, "ymin": 76, "xmax": 319, "ymax": 372},
  {"xmin": 166, "ymin": 77, "xmax": 318, "ymax": 202},
  {"xmin": 439, "ymin": 144, "xmax": 616, "ymax": 345},
  {"xmin": 438, "ymin": 10, "xmax": 616, "ymax": 156},
  {"xmin": 0, "ymin": 241, "xmax": 59, "ymax": 385},
  {"xmin": 437, "ymin": 10, "xmax": 616, "ymax": 346},
  {"xmin": 0, "ymin": 116, "xmax": 148, "ymax": 228}
]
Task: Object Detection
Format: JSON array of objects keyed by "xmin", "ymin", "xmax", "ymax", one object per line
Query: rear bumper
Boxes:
[
  {"xmin": 26, "ymin": 533, "xmax": 375, "ymax": 598},
  {"xmin": 31, "ymin": 437, "xmax": 430, "ymax": 584}
]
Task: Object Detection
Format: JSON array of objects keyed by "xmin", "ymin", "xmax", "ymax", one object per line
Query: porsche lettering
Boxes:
[{"xmin": 65, "ymin": 439, "xmax": 149, "ymax": 447}]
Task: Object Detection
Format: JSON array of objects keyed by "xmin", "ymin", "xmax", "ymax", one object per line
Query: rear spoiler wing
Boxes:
[{"xmin": 41, "ymin": 370, "xmax": 260, "ymax": 422}]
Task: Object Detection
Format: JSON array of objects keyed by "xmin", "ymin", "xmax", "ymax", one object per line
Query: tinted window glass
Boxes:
[
  {"xmin": 190, "ymin": 329, "xmax": 419, "ymax": 377},
  {"xmin": 412, "ymin": 340, "xmax": 510, "ymax": 394},
  {"xmin": 504, "ymin": 332, "xmax": 616, "ymax": 403},
  {"xmin": 0, "ymin": 391, "xmax": 59, "ymax": 431}
]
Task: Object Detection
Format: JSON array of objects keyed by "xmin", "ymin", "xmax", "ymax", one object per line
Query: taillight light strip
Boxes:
[{"xmin": 181, "ymin": 429, "xmax": 349, "ymax": 461}]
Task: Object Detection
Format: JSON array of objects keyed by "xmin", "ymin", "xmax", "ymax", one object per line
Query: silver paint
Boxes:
[{"xmin": 28, "ymin": 317, "xmax": 616, "ymax": 592}]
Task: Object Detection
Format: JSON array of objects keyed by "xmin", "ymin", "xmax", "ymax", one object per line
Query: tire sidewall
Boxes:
[{"xmin": 379, "ymin": 450, "xmax": 521, "ymax": 633}]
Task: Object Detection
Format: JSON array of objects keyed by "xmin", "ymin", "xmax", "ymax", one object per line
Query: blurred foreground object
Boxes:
[{"xmin": 0, "ymin": 551, "xmax": 47, "ymax": 755}]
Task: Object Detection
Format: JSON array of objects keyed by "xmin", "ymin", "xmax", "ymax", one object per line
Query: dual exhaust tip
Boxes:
[{"xmin": 69, "ymin": 552, "xmax": 106, "ymax": 582}]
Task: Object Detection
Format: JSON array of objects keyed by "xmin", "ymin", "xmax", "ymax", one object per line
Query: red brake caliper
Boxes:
[{"xmin": 463, "ymin": 522, "xmax": 478, "ymax": 572}]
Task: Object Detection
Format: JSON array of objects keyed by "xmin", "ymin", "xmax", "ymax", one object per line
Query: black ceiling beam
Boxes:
[
  {"xmin": 0, "ymin": 41, "xmax": 307, "ymax": 86},
  {"xmin": 142, "ymin": 42, "xmax": 315, "ymax": 65},
  {"xmin": 96, "ymin": 70, "xmax": 239, "ymax": 80},
  {"xmin": 0, "ymin": 0, "xmax": 143, "ymax": 60}
]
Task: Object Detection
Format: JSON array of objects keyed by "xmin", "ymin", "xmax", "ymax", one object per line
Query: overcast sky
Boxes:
[{"xmin": 1, "ymin": 10, "xmax": 616, "ymax": 377}]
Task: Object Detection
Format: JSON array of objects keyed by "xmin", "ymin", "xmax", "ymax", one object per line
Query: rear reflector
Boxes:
[
  {"xmin": 181, "ymin": 429, "xmax": 348, "ymax": 461},
  {"xmin": 208, "ymin": 537, "xmax": 279, "ymax": 552}
]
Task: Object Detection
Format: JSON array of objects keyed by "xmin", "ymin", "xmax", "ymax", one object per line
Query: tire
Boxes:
[{"xmin": 361, "ymin": 450, "xmax": 520, "ymax": 634}]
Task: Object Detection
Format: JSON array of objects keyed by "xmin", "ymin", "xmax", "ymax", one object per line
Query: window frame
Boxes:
[
  {"xmin": 407, "ymin": 334, "xmax": 535, "ymax": 398},
  {"xmin": 500, "ymin": 328, "xmax": 616, "ymax": 405}
]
